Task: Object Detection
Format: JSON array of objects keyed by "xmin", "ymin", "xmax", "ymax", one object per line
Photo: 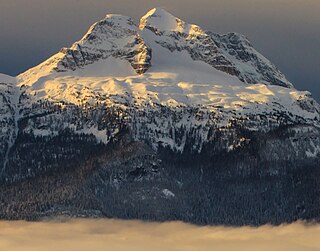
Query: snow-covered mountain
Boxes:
[{"xmin": 0, "ymin": 8, "xmax": 319, "ymax": 224}]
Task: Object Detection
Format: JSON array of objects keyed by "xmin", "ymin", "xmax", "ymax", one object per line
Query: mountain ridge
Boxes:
[{"xmin": 18, "ymin": 8, "xmax": 293, "ymax": 87}]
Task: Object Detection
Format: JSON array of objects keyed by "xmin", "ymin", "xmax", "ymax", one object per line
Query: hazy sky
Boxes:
[
  {"xmin": 0, "ymin": 0, "xmax": 319, "ymax": 101},
  {"xmin": 1, "ymin": 219, "xmax": 320, "ymax": 251}
]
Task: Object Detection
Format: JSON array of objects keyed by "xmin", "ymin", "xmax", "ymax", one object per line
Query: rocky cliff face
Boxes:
[
  {"xmin": 58, "ymin": 15, "xmax": 152, "ymax": 75},
  {"xmin": 0, "ymin": 8, "xmax": 319, "ymax": 225},
  {"xmin": 140, "ymin": 8, "xmax": 292, "ymax": 88},
  {"xmin": 209, "ymin": 32, "xmax": 293, "ymax": 87}
]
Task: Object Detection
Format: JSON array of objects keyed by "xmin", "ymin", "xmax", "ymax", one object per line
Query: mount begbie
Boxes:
[{"xmin": 0, "ymin": 8, "xmax": 319, "ymax": 225}]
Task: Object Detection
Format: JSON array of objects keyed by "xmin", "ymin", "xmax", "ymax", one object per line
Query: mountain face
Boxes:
[{"xmin": 0, "ymin": 8, "xmax": 320, "ymax": 225}]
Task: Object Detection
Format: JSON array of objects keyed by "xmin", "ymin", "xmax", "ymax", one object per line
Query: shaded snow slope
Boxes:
[
  {"xmin": 0, "ymin": 73, "xmax": 19, "ymax": 177},
  {"xmin": 0, "ymin": 73, "xmax": 15, "ymax": 84}
]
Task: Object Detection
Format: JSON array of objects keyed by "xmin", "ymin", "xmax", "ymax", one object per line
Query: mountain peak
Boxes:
[
  {"xmin": 102, "ymin": 14, "xmax": 136, "ymax": 28},
  {"xmin": 140, "ymin": 8, "xmax": 179, "ymax": 31},
  {"xmin": 141, "ymin": 7, "xmax": 177, "ymax": 21},
  {"xmin": 139, "ymin": 8, "xmax": 204, "ymax": 36},
  {"xmin": 19, "ymin": 8, "xmax": 293, "ymax": 89},
  {"xmin": 78, "ymin": 14, "xmax": 137, "ymax": 43}
]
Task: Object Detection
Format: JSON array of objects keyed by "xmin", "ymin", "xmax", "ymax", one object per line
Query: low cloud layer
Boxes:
[{"xmin": 0, "ymin": 219, "xmax": 319, "ymax": 251}]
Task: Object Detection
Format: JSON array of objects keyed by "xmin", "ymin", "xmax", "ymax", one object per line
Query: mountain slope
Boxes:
[
  {"xmin": 0, "ymin": 8, "xmax": 319, "ymax": 225},
  {"xmin": 15, "ymin": 8, "xmax": 319, "ymax": 153}
]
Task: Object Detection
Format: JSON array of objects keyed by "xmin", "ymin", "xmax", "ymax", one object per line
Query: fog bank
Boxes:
[{"xmin": 0, "ymin": 219, "xmax": 320, "ymax": 251}]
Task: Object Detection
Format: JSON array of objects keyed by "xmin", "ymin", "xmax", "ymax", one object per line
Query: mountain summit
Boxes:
[
  {"xmin": 139, "ymin": 7, "xmax": 205, "ymax": 34},
  {"xmin": 20, "ymin": 8, "xmax": 293, "ymax": 88},
  {"xmin": 0, "ymin": 8, "xmax": 319, "ymax": 224}
]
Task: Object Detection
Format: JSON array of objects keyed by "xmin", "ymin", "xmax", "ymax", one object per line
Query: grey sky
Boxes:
[{"xmin": 0, "ymin": 0, "xmax": 319, "ymax": 101}]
